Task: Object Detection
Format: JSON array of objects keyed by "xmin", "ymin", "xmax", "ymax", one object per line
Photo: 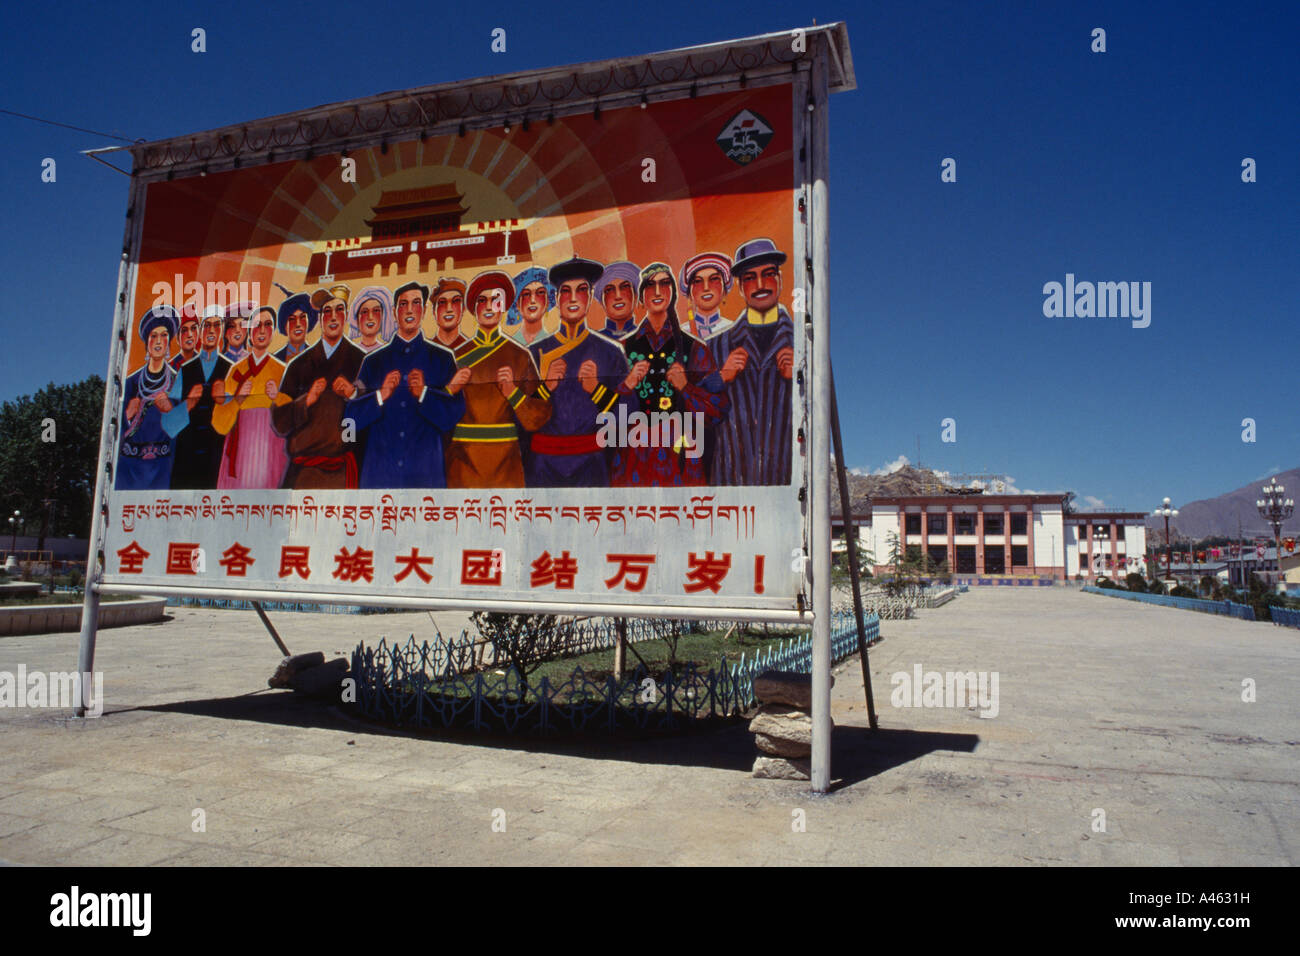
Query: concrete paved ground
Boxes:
[{"xmin": 0, "ymin": 588, "xmax": 1295, "ymax": 865}]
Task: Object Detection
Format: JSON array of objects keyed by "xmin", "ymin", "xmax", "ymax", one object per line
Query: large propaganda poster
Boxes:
[{"xmin": 102, "ymin": 82, "xmax": 809, "ymax": 615}]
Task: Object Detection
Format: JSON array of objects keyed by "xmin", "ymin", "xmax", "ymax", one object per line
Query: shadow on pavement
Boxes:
[{"xmin": 122, "ymin": 691, "xmax": 978, "ymax": 788}]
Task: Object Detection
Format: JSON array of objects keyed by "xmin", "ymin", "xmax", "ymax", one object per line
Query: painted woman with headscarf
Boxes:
[
  {"xmin": 117, "ymin": 306, "xmax": 181, "ymax": 490},
  {"xmin": 609, "ymin": 262, "xmax": 728, "ymax": 487},
  {"xmin": 348, "ymin": 285, "xmax": 396, "ymax": 354},
  {"xmin": 507, "ymin": 266, "xmax": 555, "ymax": 347}
]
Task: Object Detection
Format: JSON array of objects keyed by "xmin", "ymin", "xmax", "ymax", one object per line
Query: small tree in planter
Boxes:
[
  {"xmin": 1125, "ymin": 573, "xmax": 1148, "ymax": 592},
  {"xmin": 470, "ymin": 612, "xmax": 572, "ymax": 684}
]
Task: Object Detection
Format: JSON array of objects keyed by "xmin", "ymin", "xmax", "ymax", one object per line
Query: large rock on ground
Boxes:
[
  {"xmin": 287, "ymin": 658, "xmax": 349, "ymax": 698},
  {"xmin": 752, "ymin": 756, "xmax": 811, "ymax": 780},
  {"xmin": 749, "ymin": 704, "xmax": 825, "ymax": 745},
  {"xmin": 753, "ymin": 670, "xmax": 833, "ymax": 710},
  {"xmin": 754, "ymin": 733, "xmax": 812, "ymax": 758},
  {"xmin": 269, "ymin": 651, "xmax": 325, "ymax": 689}
]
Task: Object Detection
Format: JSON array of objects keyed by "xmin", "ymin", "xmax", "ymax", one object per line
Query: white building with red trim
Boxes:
[{"xmin": 833, "ymin": 495, "xmax": 1148, "ymax": 584}]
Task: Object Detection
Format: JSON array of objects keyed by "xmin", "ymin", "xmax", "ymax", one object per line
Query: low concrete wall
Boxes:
[{"xmin": 0, "ymin": 597, "xmax": 167, "ymax": 636}]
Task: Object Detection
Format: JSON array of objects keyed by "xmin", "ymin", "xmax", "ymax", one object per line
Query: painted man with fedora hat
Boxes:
[
  {"xmin": 271, "ymin": 284, "xmax": 368, "ymax": 488},
  {"xmin": 525, "ymin": 256, "xmax": 629, "ymax": 486},
  {"xmin": 344, "ymin": 281, "xmax": 465, "ymax": 489},
  {"xmin": 117, "ymin": 306, "xmax": 181, "ymax": 490},
  {"xmin": 445, "ymin": 270, "xmax": 556, "ymax": 488},
  {"xmin": 708, "ymin": 237, "xmax": 795, "ymax": 486}
]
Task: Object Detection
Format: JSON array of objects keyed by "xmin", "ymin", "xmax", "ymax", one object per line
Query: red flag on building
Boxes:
[{"xmin": 1285, "ymin": 538, "xmax": 1295, "ymax": 553}]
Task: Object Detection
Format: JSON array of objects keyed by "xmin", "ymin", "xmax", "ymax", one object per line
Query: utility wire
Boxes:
[{"xmin": 0, "ymin": 107, "xmax": 136, "ymax": 144}]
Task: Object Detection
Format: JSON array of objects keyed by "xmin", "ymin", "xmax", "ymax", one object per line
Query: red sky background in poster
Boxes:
[{"xmin": 128, "ymin": 84, "xmax": 796, "ymax": 369}]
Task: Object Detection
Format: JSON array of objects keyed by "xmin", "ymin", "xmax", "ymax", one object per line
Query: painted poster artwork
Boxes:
[{"xmin": 117, "ymin": 86, "xmax": 799, "ymax": 493}]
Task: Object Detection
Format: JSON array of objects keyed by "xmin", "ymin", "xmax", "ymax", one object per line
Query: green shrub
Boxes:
[
  {"xmin": 1096, "ymin": 577, "xmax": 1119, "ymax": 589},
  {"xmin": 1124, "ymin": 573, "xmax": 1148, "ymax": 592},
  {"xmin": 1170, "ymin": 584, "xmax": 1197, "ymax": 598}
]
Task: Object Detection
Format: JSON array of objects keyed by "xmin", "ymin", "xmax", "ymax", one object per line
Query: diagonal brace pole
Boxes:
[{"xmin": 830, "ymin": 362, "xmax": 878, "ymax": 730}]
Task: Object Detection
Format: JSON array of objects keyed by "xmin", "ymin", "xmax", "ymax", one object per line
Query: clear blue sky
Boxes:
[{"xmin": 2, "ymin": 0, "xmax": 1295, "ymax": 511}]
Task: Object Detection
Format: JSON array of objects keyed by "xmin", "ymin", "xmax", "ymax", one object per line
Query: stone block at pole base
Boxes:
[
  {"xmin": 753, "ymin": 670, "xmax": 833, "ymax": 710},
  {"xmin": 754, "ymin": 732, "xmax": 812, "ymax": 758},
  {"xmin": 752, "ymin": 756, "xmax": 812, "ymax": 780},
  {"xmin": 287, "ymin": 658, "xmax": 349, "ymax": 698},
  {"xmin": 749, "ymin": 704, "xmax": 826, "ymax": 746},
  {"xmin": 269, "ymin": 651, "xmax": 326, "ymax": 689}
]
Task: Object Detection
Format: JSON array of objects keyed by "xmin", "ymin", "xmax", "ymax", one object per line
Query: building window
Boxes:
[
  {"xmin": 984, "ymin": 513, "xmax": 1003, "ymax": 535},
  {"xmin": 927, "ymin": 545, "xmax": 948, "ymax": 568},
  {"xmin": 985, "ymin": 548, "xmax": 1006, "ymax": 573},
  {"xmin": 955, "ymin": 545, "xmax": 977, "ymax": 573},
  {"xmin": 1010, "ymin": 514, "xmax": 1028, "ymax": 536},
  {"xmin": 928, "ymin": 513, "xmax": 946, "ymax": 535},
  {"xmin": 955, "ymin": 514, "xmax": 976, "ymax": 535},
  {"xmin": 1011, "ymin": 544, "xmax": 1028, "ymax": 567},
  {"xmin": 904, "ymin": 514, "xmax": 921, "ymax": 536}
]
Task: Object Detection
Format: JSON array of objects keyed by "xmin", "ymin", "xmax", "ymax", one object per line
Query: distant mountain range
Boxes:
[{"xmin": 1145, "ymin": 467, "xmax": 1300, "ymax": 541}]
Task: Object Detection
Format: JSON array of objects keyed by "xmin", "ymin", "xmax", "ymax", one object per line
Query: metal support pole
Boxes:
[
  {"xmin": 830, "ymin": 364, "xmax": 877, "ymax": 730},
  {"xmin": 76, "ymin": 178, "xmax": 143, "ymax": 716},
  {"xmin": 252, "ymin": 601, "xmax": 292, "ymax": 657},
  {"xmin": 809, "ymin": 45, "xmax": 833, "ymax": 793}
]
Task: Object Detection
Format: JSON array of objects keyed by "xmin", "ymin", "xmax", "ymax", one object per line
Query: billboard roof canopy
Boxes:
[{"xmin": 105, "ymin": 23, "xmax": 854, "ymax": 177}]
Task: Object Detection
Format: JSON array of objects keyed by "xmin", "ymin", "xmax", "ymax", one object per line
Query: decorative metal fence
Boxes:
[
  {"xmin": 1270, "ymin": 607, "xmax": 1300, "ymax": 629},
  {"xmin": 1083, "ymin": 586, "xmax": 1256, "ymax": 621},
  {"xmin": 350, "ymin": 609, "xmax": 877, "ymax": 735}
]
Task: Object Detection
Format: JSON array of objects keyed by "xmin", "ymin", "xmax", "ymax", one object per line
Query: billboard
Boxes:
[{"xmin": 88, "ymin": 27, "xmax": 855, "ymax": 621}]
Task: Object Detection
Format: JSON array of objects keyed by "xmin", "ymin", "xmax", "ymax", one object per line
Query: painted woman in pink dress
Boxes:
[{"xmin": 212, "ymin": 307, "xmax": 292, "ymax": 488}]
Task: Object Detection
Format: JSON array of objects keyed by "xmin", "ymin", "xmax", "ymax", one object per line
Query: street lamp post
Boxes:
[
  {"xmin": 7, "ymin": 510, "xmax": 20, "ymax": 556},
  {"xmin": 1256, "ymin": 478, "xmax": 1294, "ymax": 593},
  {"xmin": 1152, "ymin": 497, "xmax": 1178, "ymax": 585}
]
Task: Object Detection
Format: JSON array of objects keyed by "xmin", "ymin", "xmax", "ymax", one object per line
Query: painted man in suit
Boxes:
[
  {"xmin": 708, "ymin": 238, "xmax": 795, "ymax": 486},
  {"xmin": 344, "ymin": 281, "xmax": 466, "ymax": 488}
]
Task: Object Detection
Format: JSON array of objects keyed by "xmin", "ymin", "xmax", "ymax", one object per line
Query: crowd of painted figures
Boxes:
[{"xmin": 116, "ymin": 238, "xmax": 796, "ymax": 492}]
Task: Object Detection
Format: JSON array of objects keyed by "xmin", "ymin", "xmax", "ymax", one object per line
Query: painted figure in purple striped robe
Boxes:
[{"xmin": 708, "ymin": 238, "xmax": 795, "ymax": 486}]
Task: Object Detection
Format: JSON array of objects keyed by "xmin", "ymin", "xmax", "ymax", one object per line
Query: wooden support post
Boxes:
[{"xmin": 613, "ymin": 617, "xmax": 628, "ymax": 680}]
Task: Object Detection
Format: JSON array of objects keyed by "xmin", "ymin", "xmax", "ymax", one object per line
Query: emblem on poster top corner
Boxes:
[{"xmin": 716, "ymin": 110, "xmax": 774, "ymax": 165}]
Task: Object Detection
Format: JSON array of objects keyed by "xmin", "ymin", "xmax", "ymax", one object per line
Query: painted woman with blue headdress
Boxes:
[
  {"xmin": 348, "ymin": 285, "xmax": 396, "ymax": 354},
  {"xmin": 117, "ymin": 306, "xmax": 181, "ymax": 490},
  {"xmin": 274, "ymin": 291, "xmax": 317, "ymax": 364},
  {"xmin": 507, "ymin": 266, "xmax": 555, "ymax": 348}
]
